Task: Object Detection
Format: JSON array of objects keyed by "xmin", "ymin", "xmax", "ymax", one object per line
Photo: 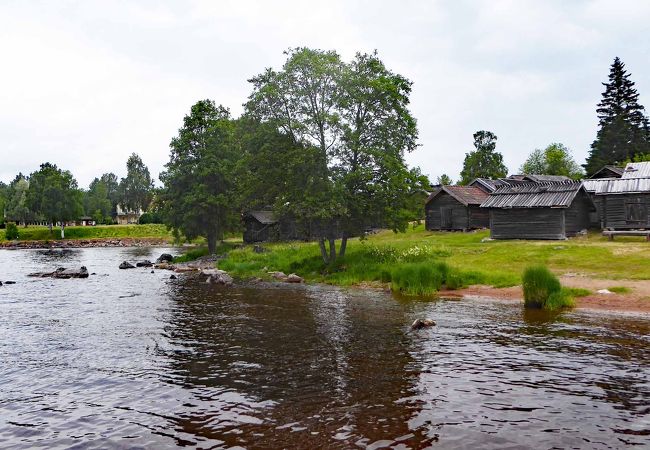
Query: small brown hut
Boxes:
[
  {"xmin": 425, "ymin": 186, "xmax": 490, "ymax": 231},
  {"xmin": 480, "ymin": 181, "xmax": 595, "ymax": 240}
]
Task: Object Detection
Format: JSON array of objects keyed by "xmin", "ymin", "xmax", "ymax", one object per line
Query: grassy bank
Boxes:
[
  {"xmin": 0, "ymin": 224, "xmax": 172, "ymax": 242},
  {"xmin": 217, "ymin": 225, "xmax": 650, "ymax": 289}
]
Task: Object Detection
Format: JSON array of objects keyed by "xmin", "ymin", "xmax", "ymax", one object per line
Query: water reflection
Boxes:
[{"xmin": 0, "ymin": 248, "xmax": 649, "ymax": 448}]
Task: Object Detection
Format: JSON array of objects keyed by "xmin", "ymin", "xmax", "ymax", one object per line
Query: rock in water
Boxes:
[
  {"xmin": 203, "ymin": 269, "xmax": 234, "ymax": 286},
  {"xmin": 156, "ymin": 253, "xmax": 174, "ymax": 263},
  {"xmin": 169, "ymin": 274, "xmax": 177, "ymax": 280},
  {"xmin": 0, "ymin": 281, "xmax": 3, "ymax": 286},
  {"xmin": 119, "ymin": 261, "xmax": 135, "ymax": 269},
  {"xmin": 27, "ymin": 267, "xmax": 88, "ymax": 279},
  {"xmin": 136, "ymin": 260, "xmax": 153, "ymax": 267},
  {"xmin": 411, "ymin": 318, "xmax": 436, "ymax": 330},
  {"xmin": 4, "ymin": 281, "xmax": 15, "ymax": 284},
  {"xmin": 287, "ymin": 273, "xmax": 304, "ymax": 283}
]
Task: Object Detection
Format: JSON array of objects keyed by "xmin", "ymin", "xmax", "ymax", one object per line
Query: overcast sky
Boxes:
[{"xmin": 1, "ymin": 0, "xmax": 649, "ymax": 187}]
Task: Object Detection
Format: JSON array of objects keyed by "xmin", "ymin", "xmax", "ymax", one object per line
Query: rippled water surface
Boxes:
[{"xmin": 0, "ymin": 247, "xmax": 649, "ymax": 449}]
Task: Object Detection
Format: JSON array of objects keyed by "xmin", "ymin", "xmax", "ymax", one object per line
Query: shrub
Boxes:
[
  {"xmin": 522, "ymin": 265, "xmax": 574, "ymax": 310},
  {"xmin": 391, "ymin": 262, "xmax": 448, "ymax": 296},
  {"xmin": 4, "ymin": 222, "xmax": 19, "ymax": 240},
  {"xmin": 139, "ymin": 212, "xmax": 163, "ymax": 224}
]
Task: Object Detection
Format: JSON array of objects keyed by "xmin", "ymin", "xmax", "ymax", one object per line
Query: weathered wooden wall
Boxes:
[
  {"xmin": 489, "ymin": 208, "xmax": 565, "ymax": 240},
  {"xmin": 601, "ymin": 194, "xmax": 650, "ymax": 229},
  {"xmin": 564, "ymin": 191, "xmax": 594, "ymax": 236},
  {"xmin": 468, "ymin": 205, "xmax": 490, "ymax": 229},
  {"xmin": 425, "ymin": 193, "xmax": 469, "ymax": 230}
]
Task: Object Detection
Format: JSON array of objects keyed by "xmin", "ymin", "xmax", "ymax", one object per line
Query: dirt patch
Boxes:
[{"xmin": 443, "ymin": 277, "xmax": 650, "ymax": 315}]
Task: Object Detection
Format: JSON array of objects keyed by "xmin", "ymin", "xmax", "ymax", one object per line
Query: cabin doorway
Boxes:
[{"xmin": 441, "ymin": 207, "xmax": 453, "ymax": 229}]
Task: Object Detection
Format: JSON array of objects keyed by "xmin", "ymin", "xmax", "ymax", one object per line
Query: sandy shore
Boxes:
[{"xmin": 443, "ymin": 276, "xmax": 650, "ymax": 315}]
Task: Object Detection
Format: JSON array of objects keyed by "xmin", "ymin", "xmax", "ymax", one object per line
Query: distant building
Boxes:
[
  {"xmin": 481, "ymin": 181, "xmax": 595, "ymax": 240},
  {"xmin": 116, "ymin": 205, "xmax": 142, "ymax": 225},
  {"xmin": 583, "ymin": 162, "xmax": 650, "ymax": 230},
  {"xmin": 589, "ymin": 165, "xmax": 624, "ymax": 179},
  {"xmin": 425, "ymin": 185, "xmax": 490, "ymax": 231}
]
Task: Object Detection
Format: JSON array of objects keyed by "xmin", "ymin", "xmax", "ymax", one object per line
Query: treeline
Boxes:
[{"xmin": 0, "ymin": 153, "xmax": 157, "ymax": 236}]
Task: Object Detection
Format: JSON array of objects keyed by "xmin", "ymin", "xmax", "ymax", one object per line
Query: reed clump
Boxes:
[{"xmin": 522, "ymin": 265, "xmax": 574, "ymax": 310}]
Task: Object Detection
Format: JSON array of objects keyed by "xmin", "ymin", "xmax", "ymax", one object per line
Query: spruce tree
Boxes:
[{"xmin": 585, "ymin": 57, "xmax": 650, "ymax": 175}]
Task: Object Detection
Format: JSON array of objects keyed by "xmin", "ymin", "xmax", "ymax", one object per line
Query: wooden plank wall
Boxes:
[
  {"xmin": 425, "ymin": 192, "xmax": 469, "ymax": 230},
  {"xmin": 565, "ymin": 191, "xmax": 593, "ymax": 236},
  {"xmin": 602, "ymin": 194, "xmax": 650, "ymax": 229},
  {"xmin": 489, "ymin": 208, "xmax": 565, "ymax": 239}
]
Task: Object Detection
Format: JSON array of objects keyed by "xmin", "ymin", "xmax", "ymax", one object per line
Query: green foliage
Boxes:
[
  {"xmin": 521, "ymin": 143, "xmax": 583, "ymax": 179},
  {"xmin": 84, "ymin": 176, "xmax": 113, "ymax": 223},
  {"xmin": 436, "ymin": 174, "xmax": 453, "ymax": 185},
  {"xmin": 138, "ymin": 211, "xmax": 163, "ymax": 224},
  {"xmin": 5, "ymin": 174, "xmax": 33, "ymax": 224},
  {"xmin": 5, "ymin": 222, "xmax": 19, "ymax": 240},
  {"xmin": 522, "ymin": 265, "xmax": 574, "ymax": 310},
  {"xmin": 608, "ymin": 286, "xmax": 631, "ymax": 294},
  {"xmin": 173, "ymin": 247, "xmax": 210, "ymax": 263},
  {"xmin": 585, "ymin": 57, "xmax": 650, "ymax": 175},
  {"xmin": 245, "ymin": 48, "xmax": 423, "ymax": 264},
  {"xmin": 26, "ymin": 163, "xmax": 83, "ymax": 236},
  {"xmin": 459, "ymin": 131, "xmax": 508, "ymax": 184},
  {"xmin": 391, "ymin": 262, "xmax": 446, "ymax": 296},
  {"xmin": 119, "ymin": 153, "xmax": 153, "ymax": 213},
  {"xmin": 160, "ymin": 100, "xmax": 241, "ymax": 254}
]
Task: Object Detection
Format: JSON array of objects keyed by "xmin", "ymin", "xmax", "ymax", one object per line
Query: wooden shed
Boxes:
[
  {"xmin": 243, "ymin": 210, "xmax": 279, "ymax": 243},
  {"xmin": 425, "ymin": 186, "xmax": 490, "ymax": 231},
  {"xmin": 589, "ymin": 165, "xmax": 624, "ymax": 179},
  {"xmin": 480, "ymin": 181, "xmax": 595, "ymax": 240}
]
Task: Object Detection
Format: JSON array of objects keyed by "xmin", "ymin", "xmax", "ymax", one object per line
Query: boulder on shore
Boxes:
[
  {"xmin": 136, "ymin": 260, "xmax": 153, "ymax": 267},
  {"xmin": 269, "ymin": 271, "xmax": 288, "ymax": 281},
  {"xmin": 119, "ymin": 261, "xmax": 135, "ymax": 269},
  {"xmin": 286, "ymin": 273, "xmax": 304, "ymax": 283},
  {"xmin": 203, "ymin": 268, "xmax": 233, "ymax": 286},
  {"xmin": 28, "ymin": 266, "xmax": 89, "ymax": 279},
  {"xmin": 156, "ymin": 253, "xmax": 174, "ymax": 263},
  {"xmin": 411, "ymin": 318, "xmax": 436, "ymax": 330}
]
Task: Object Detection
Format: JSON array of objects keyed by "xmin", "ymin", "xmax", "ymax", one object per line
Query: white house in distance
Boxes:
[{"xmin": 116, "ymin": 205, "xmax": 142, "ymax": 225}]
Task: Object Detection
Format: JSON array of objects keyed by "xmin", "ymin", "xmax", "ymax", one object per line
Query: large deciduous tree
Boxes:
[
  {"xmin": 5, "ymin": 174, "xmax": 32, "ymax": 226},
  {"xmin": 585, "ymin": 57, "xmax": 650, "ymax": 175},
  {"xmin": 459, "ymin": 131, "xmax": 508, "ymax": 184},
  {"xmin": 119, "ymin": 153, "xmax": 153, "ymax": 213},
  {"xmin": 246, "ymin": 48, "xmax": 422, "ymax": 264},
  {"xmin": 521, "ymin": 143, "xmax": 583, "ymax": 179},
  {"xmin": 26, "ymin": 163, "xmax": 83, "ymax": 238},
  {"xmin": 160, "ymin": 100, "xmax": 240, "ymax": 254},
  {"xmin": 84, "ymin": 177, "xmax": 114, "ymax": 224}
]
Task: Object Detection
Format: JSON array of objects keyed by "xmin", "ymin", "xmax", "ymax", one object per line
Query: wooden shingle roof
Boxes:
[
  {"xmin": 480, "ymin": 181, "xmax": 585, "ymax": 209},
  {"xmin": 426, "ymin": 186, "xmax": 489, "ymax": 206}
]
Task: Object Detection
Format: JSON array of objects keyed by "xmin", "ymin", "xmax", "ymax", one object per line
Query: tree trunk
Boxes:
[
  {"xmin": 339, "ymin": 236, "xmax": 348, "ymax": 259},
  {"xmin": 207, "ymin": 230, "xmax": 217, "ymax": 255},
  {"xmin": 61, "ymin": 223, "xmax": 65, "ymax": 239},
  {"xmin": 328, "ymin": 238, "xmax": 337, "ymax": 263},
  {"xmin": 318, "ymin": 238, "xmax": 329, "ymax": 264}
]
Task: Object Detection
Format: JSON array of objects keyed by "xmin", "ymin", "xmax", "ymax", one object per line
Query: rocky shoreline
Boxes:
[{"xmin": 0, "ymin": 237, "xmax": 170, "ymax": 250}]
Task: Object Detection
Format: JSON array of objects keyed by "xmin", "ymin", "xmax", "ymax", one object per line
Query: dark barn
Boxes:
[
  {"xmin": 589, "ymin": 165, "xmax": 624, "ymax": 179},
  {"xmin": 481, "ymin": 181, "xmax": 595, "ymax": 240},
  {"xmin": 243, "ymin": 210, "xmax": 279, "ymax": 243},
  {"xmin": 587, "ymin": 178, "xmax": 650, "ymax": 230},
  {"xmin": 425, "ymin": 186, "xmax": 489, "ymax": 231},
  {"xmin": 243, "ymin": 211, "xmax": 348, "ymax": 243}
]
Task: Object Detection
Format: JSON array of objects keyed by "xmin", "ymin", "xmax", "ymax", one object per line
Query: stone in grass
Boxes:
[{"xmin": 286, "ymin": 273, "xmax": 304, "ymax": 283}]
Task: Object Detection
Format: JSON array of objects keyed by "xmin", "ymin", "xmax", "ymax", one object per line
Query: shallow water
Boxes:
[{"xmin": 0, "ymin": 247, "xmax": 649, "ymax": 449}]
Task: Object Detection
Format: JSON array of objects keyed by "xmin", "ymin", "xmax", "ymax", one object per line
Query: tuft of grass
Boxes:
[
  {"xmin": 391, "ymin": 262, "xmax": 447, "ymax": 296},
  {"xmin": 173, "ymin": 247, "xmax": 210, "ymax": 263},
  {"xmin": 523, "ymin": 265, "xmax": 574, "ymax": 310},
  {"xmin": 608, "ymin": 286, "xmax": 632, "ymax": 294},
  {"xmin": 562, "ymin": 287, "xmax": 591, "ymax": 298}
]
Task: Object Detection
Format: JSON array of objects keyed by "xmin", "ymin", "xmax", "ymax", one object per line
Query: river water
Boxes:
[{"xmin": 0, "ymin": 247, "xmax": 649, "ymax": 449}]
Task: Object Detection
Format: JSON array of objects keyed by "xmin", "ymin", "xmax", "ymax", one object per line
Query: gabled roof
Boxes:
[
  {"xmin": 469, "ymin": 178, "xmax": 498, "ymax": 193},
  {"xmin": 480, "ymin": 181, "xmax": 586, "ymax": 209},
  {"xmin": 244, "ymin": 210, "xmax": 277, "ymax": 224},
  {"xmin": 584, "ymin": 177, "xmax": 650, "ymax": 195},
  {"xmin": 426, "ymin": 185, "xmax": 489, "ymax": 206},
  {"xmin": 621, "ymin": 161, "xmax": 650, "ymax": 179},
  {"xmin": 589, "ymin": 165, "xmax": 624, "ymax": 179}
]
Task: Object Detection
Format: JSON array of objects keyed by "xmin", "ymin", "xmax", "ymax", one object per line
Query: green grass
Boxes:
[
  {"xmin": 390, "ymin": 262, "xmax": 447, "ymax": 296},
  {"xmin": 608, "ymin": 286, "xmax": 632, "ymax": 294},
  {"xmin": 522, "ymin": 265, "xmax": 575, "ymax": 310},
  {"xmin": 0, "ymin": 224, "xmax": 171, "ymax": 242},
  {"xmin": 211, "ymin": 224, "xmax": 650, "ymax": 292},
  {"xmin": 562, "ymin": 287, "xmax": 591, "ymax": 297},
  {"xmin": 173, "ymin": 247, "xmax": 210, "ymax": 263}
]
